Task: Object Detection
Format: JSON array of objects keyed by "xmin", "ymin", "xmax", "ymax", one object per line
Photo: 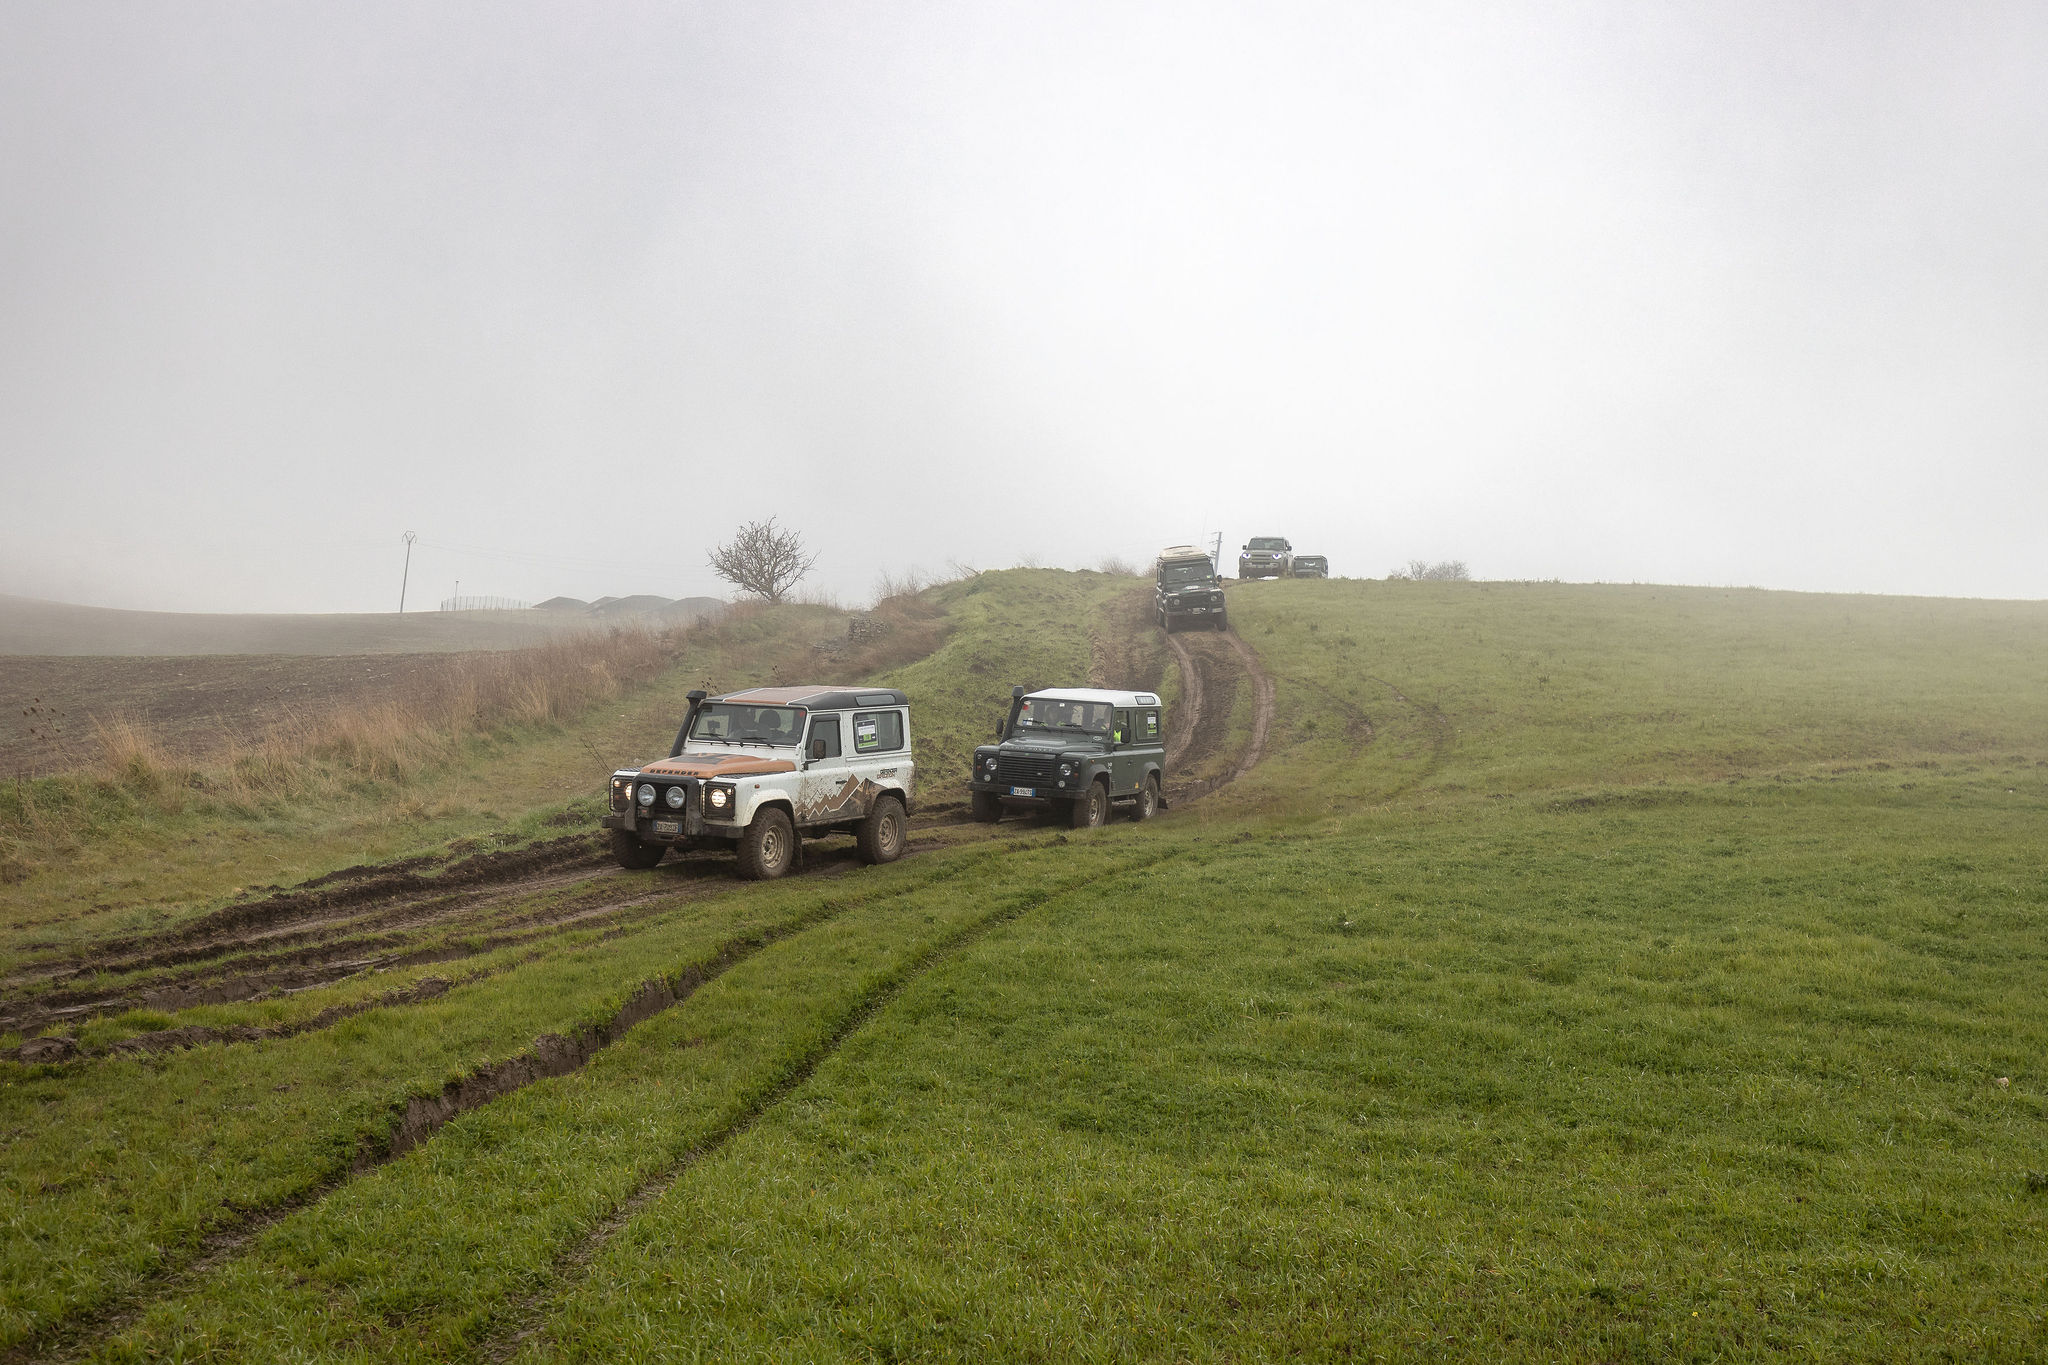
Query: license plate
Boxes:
[
  {"xmin": 652, "ymin": 820, "xmax": 681, "ymax": 836},
  {"xmin": 1009, "ymin": 786, "xmax": 1035, "ymax": 798}
]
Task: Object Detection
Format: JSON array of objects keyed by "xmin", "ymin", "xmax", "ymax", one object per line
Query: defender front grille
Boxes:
[{"xmin": 994, "ymin": 753, "xmax": 1058, "ymax": 786}]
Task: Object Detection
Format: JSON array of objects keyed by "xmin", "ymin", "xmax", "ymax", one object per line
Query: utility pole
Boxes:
[{"xmin": 398, "ymin": 531, "xmax": 417, "ymax": 612}]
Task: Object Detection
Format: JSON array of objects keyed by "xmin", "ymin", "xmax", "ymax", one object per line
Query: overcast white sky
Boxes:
[{"xmin": 2, "ymin": 1, "xmax": 2043, "ymax": 613}]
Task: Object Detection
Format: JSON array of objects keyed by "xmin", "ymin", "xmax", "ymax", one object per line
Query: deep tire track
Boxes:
[
  {"xmin": 476, "ymin": 845, "xmax": 1183, "ymax": 1363},
  {"xmin": 1162, "ymin": 626, "xmax": 1277, "ymax": 803},
  {"xmin": 6, "ymin": 860, "xmax": 991, "ymax": 1365}
]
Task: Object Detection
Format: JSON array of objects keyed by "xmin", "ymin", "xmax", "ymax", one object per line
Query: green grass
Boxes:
[
  {"xmin": 1213, "ymin": 577, "xmax": 2048, "ymax": 815},
  {"xmin": 6, "ymin": 571, "xmax": 2047, "ymax": 1361},
  {"xmin": 531, "ymin": 783, "xmax": 2047, "ymax": 1361},
  {"xmin": 85, "ymin": 837, "xmax": 1162, "ymax": 1362}
]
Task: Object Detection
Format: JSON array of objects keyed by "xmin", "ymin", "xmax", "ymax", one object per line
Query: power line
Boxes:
[{"xmin": 399, "ymin": 531, "xmax": 417, "ymax": 612}]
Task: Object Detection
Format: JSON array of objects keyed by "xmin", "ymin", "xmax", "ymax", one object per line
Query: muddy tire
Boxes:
[
  {"xmin": 1215, "ymin": 612, "xmax": 1228, "ymax": 632},
  {"xmin": 737, "ymin": 807, "xmax": 796, "ymax": 880},
  {"xmin": 1133, "ymin": 774, "xmax": 1160, "ymax": 821},
  {"xmin": 1069, "ymin": 779, "xmax": 1108, "ymax": 829},
  {"xmin": 970, "ymin": 790, "xmax": 1003, "ymax": 823},
  {"xmin": 609, "ymin": 829, "xmax": 666, "ymax": 870},
  {"xmin": 856, "ymin": 794, "xmax": 906, "ymax": 865}
]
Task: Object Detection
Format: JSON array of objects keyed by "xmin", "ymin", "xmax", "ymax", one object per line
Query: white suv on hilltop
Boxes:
[{"xmin": 603, "ymin": 685, "xmax": 915, "ymax": 879}]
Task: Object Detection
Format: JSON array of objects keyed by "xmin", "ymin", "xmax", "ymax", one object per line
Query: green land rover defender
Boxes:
[
  {"xmin": 1154, "ymin": 544, "xmax": 1228, "ymax": 632},
  {"xmin": 968, "ymin": 686, "xmax": 1166, "ymax": 829}
]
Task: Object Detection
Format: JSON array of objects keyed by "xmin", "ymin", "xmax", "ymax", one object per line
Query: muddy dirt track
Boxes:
[{"xmin": 1, "ymin": 621, "xmax": 1277, "ymax": 1050}]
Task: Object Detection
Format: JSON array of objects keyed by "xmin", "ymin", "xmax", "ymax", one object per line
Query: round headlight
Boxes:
[
  {"xmin": 1059, "ymin": 762, "xmax": 1074, "ymax": 776},
  {"xmin": 665, "ymin": 786, "xmax": 686, "ymax": 809},
  {"xmin": 637, "ymin": 783, "xmax": 656, "ymax": 806},
  {"xmin": 709, "ymin": 787, "xmax": 729, "ymax": 808}
]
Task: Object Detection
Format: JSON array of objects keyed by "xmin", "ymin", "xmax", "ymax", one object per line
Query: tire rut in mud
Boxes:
[
  {"xmin": 1161, "ymin": 626, "xmax": 1278, "ymax": 804},
  {"xmin": 0, "ymin": 836, "xmax": 907, "ymax": 1049},
  {"xmin": 2, "ymin": 834, "xmax": 610, "ymax": 997},
  {"xmin": 11, "ymin": 835, "xmax": 1043, "ymax": 1365},
  {"xmin": 475, "ymin": 845, "xmax": 1183, "ymax": 1362},
  {"xmin": 8, "ymin": 884, "xmax": 893, "ymax": 1365}
]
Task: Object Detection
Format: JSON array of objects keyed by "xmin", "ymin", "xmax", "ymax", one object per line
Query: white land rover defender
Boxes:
[{"xmin": 603, "ymin": 685, "xmax": 914, "ymax": 879}]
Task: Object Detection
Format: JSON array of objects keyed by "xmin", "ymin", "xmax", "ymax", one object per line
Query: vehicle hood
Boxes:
[
  {"xmin": 640, "ymin": 753, "xmax": 798, "ymax": 778},
  {"xmin": 996, "ymin": 734, "xmax": 1107, "ymax": 755}
]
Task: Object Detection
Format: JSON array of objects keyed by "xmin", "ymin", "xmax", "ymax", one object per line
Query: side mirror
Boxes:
[
  {"xmin": 809, "ymin": 738, "xmax": 828, "ymax": 761},
  {"xmin": 993, "ymin": 720, "xmax": 1006, "ymax": 739}
]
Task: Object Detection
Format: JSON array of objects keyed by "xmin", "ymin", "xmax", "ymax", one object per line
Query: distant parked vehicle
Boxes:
[
  {"xmin": 1238, "ymin": 536, "xmax": 1292, "ymax": 579},
  {"xmin": 603, "ymin": 685, "xmax": 914, "ymax": 879},
  {"xmin": 1290, "ymin": 554, "xmax": 1329, "ymax": 578},
  {"xmin": 1154, "ymin": 544, "xmax": 1228, "ymax": 632},
  {"xmin": 969, "ymin": 686, "xmax": 1166, "ymax": 828}
]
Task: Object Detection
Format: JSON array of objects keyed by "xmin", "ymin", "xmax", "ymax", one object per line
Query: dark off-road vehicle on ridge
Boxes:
[
  {"xmin": 1154, "ymin": 544, "xmax": 1227, "ymax": 632},
  {"xmin": 1239, "ymin": 536, "xmax": 1292, "ymax": 579},
  {"xmin": 969, "ymin": 686, "xmax": 1166, "ymax": 829},
  {"xmin": 1291, "ymin": 554, "xmax": 1329, "ymax": 578},
  {"xmin": 604, "ymin": 685, "xmax": 914, "ymax": 879}
]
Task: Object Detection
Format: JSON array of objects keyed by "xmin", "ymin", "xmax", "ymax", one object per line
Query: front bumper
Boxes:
[
  {"xmin": 604, "ymin": 775, "xmax": 742, "ymax": 842},
  {"xmin": 971, "ymin": 758, "xmax": 1091, "ymax": 802}
]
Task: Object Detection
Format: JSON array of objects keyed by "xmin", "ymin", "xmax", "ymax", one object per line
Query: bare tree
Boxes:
[
  {"xmin": 706, "ymin": 518, "xmax": 820, "ymax": 603},
  {"xmin": 1388, "ymin": 559, "xmax": 1471, "ymax": 581}
]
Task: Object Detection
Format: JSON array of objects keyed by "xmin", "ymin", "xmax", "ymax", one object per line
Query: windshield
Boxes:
[
  {"xmin": 1247, "ymin": 537, "xmax": 1288, "ymax": 551},
  {"xmin": 1159, "ymin": 560, "xmax": 1215, "ymax": 585},
  {"xmin": 1014, "ymin": 697, "xmax": 1112, "ymax": 735},
  {"xmin": 687, "ymin": 703, "xmax": 805, "ymax": 746}
]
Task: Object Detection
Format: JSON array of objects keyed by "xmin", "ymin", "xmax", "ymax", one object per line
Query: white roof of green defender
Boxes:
[
  {"xmin": 1025, "ymin": 687, "xmax": 1161, "ymax": 707},
  {"xmin": 1156, "ymin": 545, "xmax": 1208, "ymax": 560}
]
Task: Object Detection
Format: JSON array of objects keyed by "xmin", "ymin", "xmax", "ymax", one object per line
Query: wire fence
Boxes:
[{"xmin": 438, "ymin": 595, "xmax": 532, "ymax": 612}]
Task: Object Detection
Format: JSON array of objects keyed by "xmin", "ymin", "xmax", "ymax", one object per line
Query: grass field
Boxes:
[{"xmin": 3, "ymin": 572, "xmax": 2045, "ymax": 1361}]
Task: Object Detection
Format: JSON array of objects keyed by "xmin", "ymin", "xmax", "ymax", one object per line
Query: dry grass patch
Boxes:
[{"xmin": 0, "ymin": 628, "xmax": 685, "ymax": 878}]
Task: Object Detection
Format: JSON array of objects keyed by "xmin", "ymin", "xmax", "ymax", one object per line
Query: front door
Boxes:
[
  {"xmin": 798, "ymin": 714, "xmax": 863, "ymax": 825},
  {"xmin": 1109, "ymin": 709, "xmax": 1139, "ymax": 795}
]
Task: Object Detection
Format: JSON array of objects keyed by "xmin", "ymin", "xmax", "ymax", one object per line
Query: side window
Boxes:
[
  {"xmin": 1143, "ymin": 709, "xmax": 1161, "ymax": 740},
  {"xmin": 806, "ymin": 714, "xmax": 842, "ymax": 760},
  {"xmin": 852, "ymin": 710, "xmax": 904, "ymax": 754}
]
